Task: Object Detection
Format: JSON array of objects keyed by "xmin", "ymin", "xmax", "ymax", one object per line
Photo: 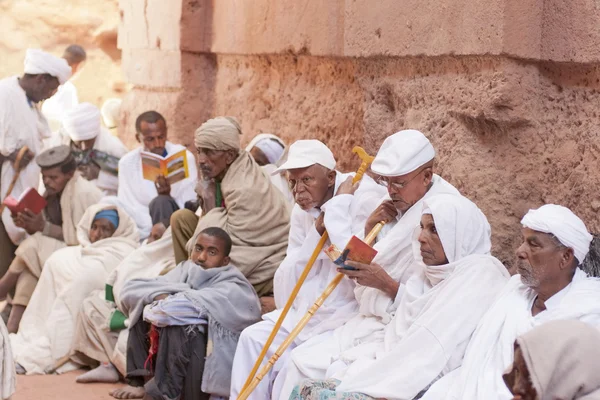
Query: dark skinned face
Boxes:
[
  {"xmin": 249, "ymin": 147, "xmax": 270, "ymax": 166},
  {"xmin": 137, "ymin": 120, "xmax": 167, "ymax": 155},
  {"xmin": 89, "ymin": 218, "xmax": 117, "ymax": 243},
  {"xmin": 72, "ymin": 138, "xmax": 96, "ymax": 151},
  {"xmin": 515, "ymin": 228, "xmax": 574, "ymax": 290},
  {"xmin": 287, "ymin": 165, "xmax": 336, "ymax": 211},
  {"xmin": 378, "ymin": 166, "xmax": 433, "ymax": 213},
  {"xmin": 190, "ymin": 233, "xmax": 231, "ymax": 269},
  {"xmin": 504, "ymin": 344, "xmax": 538, "ymax": 400},
  {"xmin": 196, "ymin": 147, "xmax": 237, "ymax": 180},
  {"xmin": 27, "ymin": 74, "xmax": 60, "ymax": 103},
  {"xmin": 41, "ymin": 166, "xmax": 74, "ymax": 195},
  {"xmin": 418, "ymin": 214, "xmax": 449, "ymax": 266}
]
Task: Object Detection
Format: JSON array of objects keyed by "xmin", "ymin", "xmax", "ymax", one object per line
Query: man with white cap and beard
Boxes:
[
  {"xmin": 420, "ymin": 204, "xmax": 600, "ymax": 400},
  {"xmin": 271, "ymin": 129, "xmax": 462, "ymax": 399},
  {"xmin": 0, "ymin": 49, "xmax": 71, "ymax": 307},
  {"xmin": 230, "ymin": 139, "xmax": 386, "ymax": 400},
  {"xmin": 62, "ymin": 102, "xmax": 128, "ymax": 195}
]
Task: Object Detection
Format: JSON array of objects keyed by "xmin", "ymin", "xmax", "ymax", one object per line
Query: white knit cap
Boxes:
[
  {"xmin": 63, "ymin": 102, "xmax": 102, "ymax": 141},
  {"xmin": 371, "ymin": 130, "xmax": 435, "ymax": 177},
  {"xmin": 521, "ymin": 204, "xmax": 593, "ymax": 264},
  {"xmin": 272, "ymin": 139, "xmax": 335, "ymax": 174},
  {"xmin": 24, "ymin": 49, "xmax": 71, "ymax": 85},
  {"xmin": 101, "ymin": 98, "xmax": 122, "ymax": 128}
]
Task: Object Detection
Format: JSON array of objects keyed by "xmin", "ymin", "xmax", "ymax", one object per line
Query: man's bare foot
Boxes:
[
  {"xmin": 109, "ymin": 386, "xmax": 145, "ymax": 399},
  {"xmin": 76, "ymin": 363, "xmax": 120, "ymax": 383}
]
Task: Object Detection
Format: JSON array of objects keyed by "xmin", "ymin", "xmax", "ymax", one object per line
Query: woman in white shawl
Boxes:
[
  {"xmin": 290, "ymin": 194, "xmax": 510, "ymax": 400},
  {"xmin": 10, "ymin": 203, "xmax": 139, "ymax": 375},
  {"xmin": 245, "ymin": 133, "xmax": 292, "ymax": 203}
]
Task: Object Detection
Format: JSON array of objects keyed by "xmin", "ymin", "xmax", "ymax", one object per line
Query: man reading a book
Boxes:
[
  {"xmin": 0, "ymin": 145, "xmax": 102, "ymax": 332},
  {"xmin": 114, "ymin": 111, "xmax": 197, "ymax": 241},
  {"xmin": 170, "ymin": 117, "xmax": 291, "ymax": 300},
  {"xmin": 108, "ymin": 227, "xmax": 261, "ymax": 400},
  {"xmin": 229, "ymin": 139, "xmax": 386, "ymax": 400},
  {"xmin": 0, "ymin": 49, "xmax": 72, "ymax": 300},
  {"xmin": 62, "ymin": 102, "xmax": 128, "ymax": 196}
]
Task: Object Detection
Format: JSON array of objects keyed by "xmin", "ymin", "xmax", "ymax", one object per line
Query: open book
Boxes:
[
  {"xmin": 324, "ymin": 235, "xmax": 378, "ymax": 270},
  {"xmin": 3, "ymin": 187, "xmax": 47, "ymax": 214},
  {"xmin": 141, "ymin": 149, "xmax": 189, "ymax": 185}
]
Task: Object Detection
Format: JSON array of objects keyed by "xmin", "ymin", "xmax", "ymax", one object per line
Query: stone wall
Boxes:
[{"xmin": 118, "ymin": 0, "xmax": 600, "ymax": 266}]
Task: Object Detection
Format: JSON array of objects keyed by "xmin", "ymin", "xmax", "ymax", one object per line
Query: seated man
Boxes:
[
  {"xmin": 230, "ymin": 139, "xmax": 385, "ymax": 400},
  {"xmin": 109, "ymin": 227, "xmax": 261, "ymax": 400},
  {"xmin": 503, "ymin": 320, "xmax": 600, "ymax": 400},
  {"xmin": 420, "ymin": 204, "xmax": 600, "ymax": 400},
  {"xmin": 70, "ymin": 227, "xmax": 177, "ymax": 384},
  {"xmin": 273, "ymin": 130, "xmax": 461, "ymax": 399},
  {"xmin": 290, "ymin": 194, "xmax": 510, "ymax": 400},
  {"xmin": 170, "ymin": 117, "xmax": 291, "ymax": 299},
  {"xmin": 116, "ymin": 111, "xmax": 197, "ymax": 240},
  {"xmin": 0, "ymin": 145, "xmax": 102, "ymax": 332},
  {"xmin": 62, "ymin": 102, "xmax": 129, "ymax": 196},
  {"xmin": 9, "ymin": 204, "xmax": 139, "ymax": 375}
]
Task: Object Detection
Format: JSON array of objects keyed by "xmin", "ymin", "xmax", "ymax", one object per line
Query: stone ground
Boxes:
[{"xmin": 13, "ymin": 371, "xmax": 127, "ymax": 400}]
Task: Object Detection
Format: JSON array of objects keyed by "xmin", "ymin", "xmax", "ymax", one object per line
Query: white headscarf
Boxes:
[
  {"xmin": 101, "ymin": 98, "xmax": 122, "ymax": 128},
  {"xmin": 23, "ymin": 49, "xmax": 71, "ymax": 84},
  {"xmin": 521, "ymin": 204, "xmax": 592, "ymax": 264},
  {"xmin": 371, "ymin": 130, "xmax": 435, "ymax": 177},
  {"xmin": 254, "ymin": 137, "xmax": 285, "ymax": 164},
  {"xmin": 63, "ymin": 102, "xmax": 102, "ymax": 141}
]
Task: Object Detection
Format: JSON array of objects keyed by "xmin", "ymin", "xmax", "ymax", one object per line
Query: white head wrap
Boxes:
[
  {"xmin": 521, "ymin": 204, "xmax": 592, "ymax": 264},
  {"xmin": 422, "ymin": 194, "xmax": 492, "ymax": 264},
  {"xmin": 23, "ymin": 49, "xmax": 71, "ymax": 85},
  {"xmin": 272, "ymin": 139, "xmax": 336, "ymax": 174},
  {"xmin": 63, "ymin": 102, "xmax": 102, "ymax": 141},
  {"xmin": 245, "ymin": 133, "xmax": 286, "ymax": 164},
  {"xmin": 101, "ymin": 98, "xmax": 122, "ymax": 128},
  {"xmin": 371, "ymin": 129, "xmax": 435, "ymax": 177}
]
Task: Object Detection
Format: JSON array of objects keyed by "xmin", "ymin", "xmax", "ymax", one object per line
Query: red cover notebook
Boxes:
[{"xmin": 3, "ymin": 187, "xmax": 47, "ymax": 214}]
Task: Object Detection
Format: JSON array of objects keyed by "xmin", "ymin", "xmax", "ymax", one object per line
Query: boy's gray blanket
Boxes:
[{"xmin": 120, "ymin": 260, "xmax": 262, "ymax": 397}]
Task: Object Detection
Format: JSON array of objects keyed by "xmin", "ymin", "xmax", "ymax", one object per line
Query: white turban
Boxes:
[
  {"xmin": 101, "ymin": 98, "xmax": 122, "ymax": 128},
  {"xmin": 23, "ymin": 49, "xmax": 71, "ymax": 85},
  {"xmin": 521, "ymin": 204, "xmax": 593, "ymax": 264},
  {"xmin": 272, "ymin": 139, "xmax": 336, "ymax": 174},
  {"xmin": 255, "ymin": 138, "xmax": 285, "ymax": 164},
  {"xmin": 371, "ymin": 129, "xmax": 435, "ymax": 177},
  {"xmin": 63, "ymin": 102, "xmax": 102, "ymax": 141}
]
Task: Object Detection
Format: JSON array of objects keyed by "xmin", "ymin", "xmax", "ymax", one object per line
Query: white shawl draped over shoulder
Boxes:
[
  {"xmin": 116, "ymin": 142, "xmax": 198, "ymax": 239},
  {"xmin": 0, "ymin": 319, "xmax": 14, "ymax": 400},
  {"xmin": 0, "ymin": 76, "xmax": 48, "ymax": 245},
  {"xmin": 332, "ymin": 195, "xmax": 510, "ymax": 400},
  {"xmin": 433, "ymin": 268, "xmax": 600, "ymax": 400},
  {"xmin": 10, "ymin": 203, "xmax": 139, "ymax": 375}
]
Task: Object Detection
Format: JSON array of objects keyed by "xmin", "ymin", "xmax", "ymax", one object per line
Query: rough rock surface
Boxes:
[{"xmin": 0, "ymin": 0, "xmax": 123, "ymax": 111}]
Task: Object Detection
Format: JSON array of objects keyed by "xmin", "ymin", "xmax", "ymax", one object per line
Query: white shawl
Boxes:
[
  {"xmin": 116, "ymin": 142, "xmax": 198, "ymax": 239},
  {"xmin": 0, "ymin": 319, "xmax": 15, "ymax": 400},
  {"xmin": 435, "ymin": 268, "xmax": 600, "ymax": 400},
  {"xmin": 0, "ymin": 76, "xmax": 48, "ymax": 245},
  {"xmin": 10, "ymin": 204, "xmax": 139, "ymax": 375},
  {"xmin": 333, "ymin": 195, "xmax": 510, "ymax": 400}
]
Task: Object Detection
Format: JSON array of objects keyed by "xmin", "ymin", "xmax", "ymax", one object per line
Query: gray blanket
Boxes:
[{"xmin": 120, "ymin": 260, "xmax": 262, "ymax": 397}]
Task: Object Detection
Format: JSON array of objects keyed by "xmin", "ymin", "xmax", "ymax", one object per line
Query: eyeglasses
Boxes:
[
  {"xmin": 377, "ymin": 168, "xmax": 427, "ymax": 190},
  {"xmin": 288, "ymin": 176, "xmax": 317, "ymax": 191}
]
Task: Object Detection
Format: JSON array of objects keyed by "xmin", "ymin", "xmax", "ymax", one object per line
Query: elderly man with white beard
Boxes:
[
  {"xmin": 420, "ymin": 204, "xmax": 600, "ymax": 400},
  {"xmin": 271, "ymin": 130, "xmax": 462, "ymax": 399},
  {"xmin": 289, "ymin": 194, "xmax": 510, "ymax": 400}
]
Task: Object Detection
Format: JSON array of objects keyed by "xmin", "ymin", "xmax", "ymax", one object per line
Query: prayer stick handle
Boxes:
[
  {"xmin": 238, "ymin": 221, "xmax": 385, "ymax": 400},
  {"xmin": 239, "ymin": 146, "xmax": 375, "ymax": 394}
]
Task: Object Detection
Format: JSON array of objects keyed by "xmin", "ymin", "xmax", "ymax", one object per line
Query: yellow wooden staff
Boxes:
[
  {"xmin": 239, "ymin": 146, "xmax": 375, "ymax": 394},
  {"xmin": 238, "ymin": 220, "xmax": 386, "ymax": 400}
]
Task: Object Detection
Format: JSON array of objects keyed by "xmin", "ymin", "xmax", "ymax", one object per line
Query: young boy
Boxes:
[{"xmin": 110, "ymin": 227, "xmax": 262, "ymax": 400}]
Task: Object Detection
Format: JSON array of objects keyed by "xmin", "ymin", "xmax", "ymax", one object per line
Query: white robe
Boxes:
[
  {"xmin": 0, "ymin": 76, "xmax": 49, "ymax": 245},
  {"xmin": 41, "ymin": 81, "xmax": 78, "ymax": 134},
  {"xmin": 10, "ymin": 204, "xmax": 140, "ymax": 375},
  {"xmin": 275, "ymin": 175, "xmax": 460, "ymax": 399},
  {"xmin": 423, "ymin": 268, "xmax": 600, "ymax": 400},
  {"xmin": 230, "ymin": 173, "xmax": 385, "ymax": 400},
  {"xmin": 115, "ymin": 142, "xmax": 198, "ymax": 239},
  {"xmin": 0, "ymin": 319, "xmax": 15, "ymax": 400}
]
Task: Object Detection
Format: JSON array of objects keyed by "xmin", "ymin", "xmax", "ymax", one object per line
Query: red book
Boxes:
[{"xmin": 3, "ymin": 187, "xmax": 47, "ymax": 215}]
